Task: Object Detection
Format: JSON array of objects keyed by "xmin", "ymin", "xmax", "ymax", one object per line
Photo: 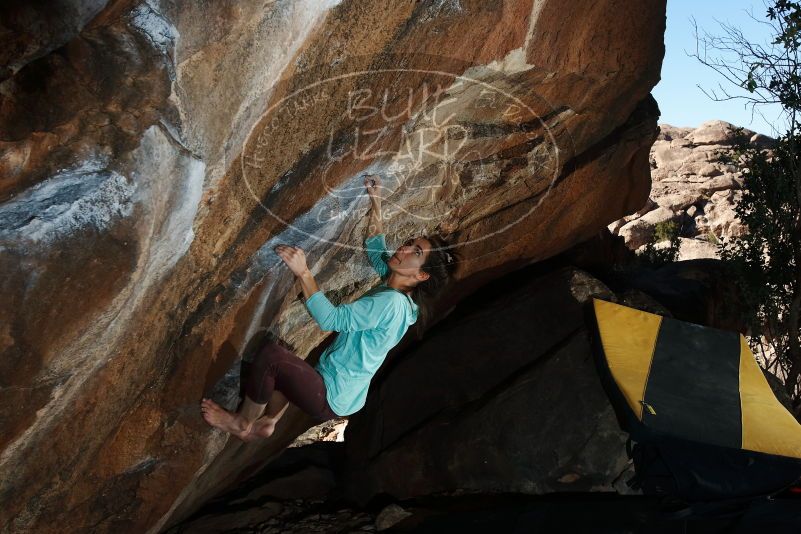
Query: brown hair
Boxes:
[{"xmin": 408, "ymin": 233, "xmax": 460, "ymax": 340}]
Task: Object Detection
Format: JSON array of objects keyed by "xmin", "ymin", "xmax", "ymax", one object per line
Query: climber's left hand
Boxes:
[{"xmin": 274, "ymin": 244, "xmax": 310, "ymax": 277}]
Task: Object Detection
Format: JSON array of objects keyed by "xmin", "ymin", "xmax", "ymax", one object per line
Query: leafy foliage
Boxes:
[
  {"xmin": 715, "ymin": 126, "xmax": 801, "ymax": 403},
  {"xmin": 694, "ymin": 0, "xmax": 801, "ymax": 408},
  {"xmin": 635, "ymin": 220, "xmax": 682, "ymax": 268}
]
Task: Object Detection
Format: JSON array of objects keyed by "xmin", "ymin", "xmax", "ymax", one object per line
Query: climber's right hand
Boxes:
[{"xmin": 364, "ymin": 174, "xmax": 381, "ymax": 200}]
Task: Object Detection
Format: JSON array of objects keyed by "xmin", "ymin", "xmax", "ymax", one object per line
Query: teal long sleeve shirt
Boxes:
[{"xmin": 304, "ymin": 233, "xmax": 419, "ymax": 416}]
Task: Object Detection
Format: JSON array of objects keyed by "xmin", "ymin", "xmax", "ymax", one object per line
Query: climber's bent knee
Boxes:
[{"xmin": 244, "ymin": 338, "xmax": 340, "ymax": 422}]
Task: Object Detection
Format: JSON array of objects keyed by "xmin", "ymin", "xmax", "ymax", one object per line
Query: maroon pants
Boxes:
[{"xmin": 244, "ymin": 340, "xmax": 339, "ymax": 424}]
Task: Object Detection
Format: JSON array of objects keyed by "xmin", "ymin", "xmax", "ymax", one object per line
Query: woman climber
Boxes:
[{"xmin": 200, "ymin": 174, "xmax": 459, "ymax": 441}]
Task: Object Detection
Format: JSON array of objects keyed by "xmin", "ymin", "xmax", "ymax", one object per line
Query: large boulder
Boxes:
[
  {"xmin": 340, "ymin": 266, "xmax": 654, "ymax": 504},
  {"xmin": 0, "ymin": 0, "xmax": 666, "ymax": 531}
]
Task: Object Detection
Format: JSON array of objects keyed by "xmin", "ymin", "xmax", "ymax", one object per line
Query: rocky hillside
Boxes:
[
  {"xmin": 0, "ymin": 1, "xmax": 666, "ymax": 532},
  {"xmin": 608, "ymin": 120, "xmax": 776, "ymax": 260}
]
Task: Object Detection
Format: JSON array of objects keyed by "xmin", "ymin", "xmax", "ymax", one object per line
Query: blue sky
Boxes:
[{"xmin": 654, "ymin": 0, "xmax": 788, "ymax": 136}]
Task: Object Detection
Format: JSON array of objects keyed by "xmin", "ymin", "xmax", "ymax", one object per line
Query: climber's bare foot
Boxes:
[
  {"xmin": 250, "ymin": 415, "xmax": 278, "ymax": 439},
  {"xmin": 240, "ymin": 429, "xmax": 262, "ymax": 443},
  {"xmin": 200, "ymin": 398, "xmax": 252, "ymax": 440},
  {"xmin": 237, "ymin": 415, "xmax": 277, "ymax": 442}
]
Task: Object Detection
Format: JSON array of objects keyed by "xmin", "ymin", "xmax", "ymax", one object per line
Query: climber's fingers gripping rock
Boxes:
[
  {"xmin": 274, "ymin": 245, "xmax": 309, "ymax": 277},
  {"xmin": 363, "ymin": 174, "xmax": 382, "ymax": 200}
]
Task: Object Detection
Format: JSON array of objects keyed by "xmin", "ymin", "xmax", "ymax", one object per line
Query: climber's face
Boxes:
[{"xmin": 389, "ymin": 236, "xmax": 431, "ymax": 282}]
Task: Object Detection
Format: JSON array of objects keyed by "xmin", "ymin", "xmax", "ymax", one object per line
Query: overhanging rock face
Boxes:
[{"xmin": 0, "ymin": 0, "xmax": 665, "ymax": 532}]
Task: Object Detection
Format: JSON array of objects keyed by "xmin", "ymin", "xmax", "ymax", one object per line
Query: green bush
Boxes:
[
  {"xmin": 635, "ymin": 219, "xmax": 681, "ymax": 268},
  {"xmin": 690, "ymin": 0, "xmax": 801, "ymax": 410}
]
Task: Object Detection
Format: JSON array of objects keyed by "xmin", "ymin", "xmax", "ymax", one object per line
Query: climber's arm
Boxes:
[
  {"xmin": 304, "ymin": 289, "xmax": 400, "ymax": 332},
  {"xmin": 364, "ymin": 233, "xmax": 390, "ymax": 279},
  {"xmin": 364, "ymin": 178, "xmax": 390, "ymax": 278},
  {"xmin": 365, "ymin": 174, "xmax": 383, "ymax": 237},
  {"xmin": 366, "ymin": 195, "xmax": 383, "ymax": 237},
  {"xmin": 297, "ymin": 269, "xmax": 320, "ymax": 301}
]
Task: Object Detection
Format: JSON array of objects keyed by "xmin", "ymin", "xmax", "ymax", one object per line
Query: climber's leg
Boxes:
[
  {"xmin": 203, "ymin": 344, "xmax": 285, "ymax": 441},
  {"xmin": 241, "ymin": 340, "xmax": 338, "ymax": 439},
  {"xmin": 239, "ymin": 394, "xmax": 268, "ymax": 422},
  {"xmin": 265, "ymin": 389, "xmax": 290, "ymax": 419},
  {"xmin": 248, "ymin": 390, "xmax": 290, "ymax": 439}
]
